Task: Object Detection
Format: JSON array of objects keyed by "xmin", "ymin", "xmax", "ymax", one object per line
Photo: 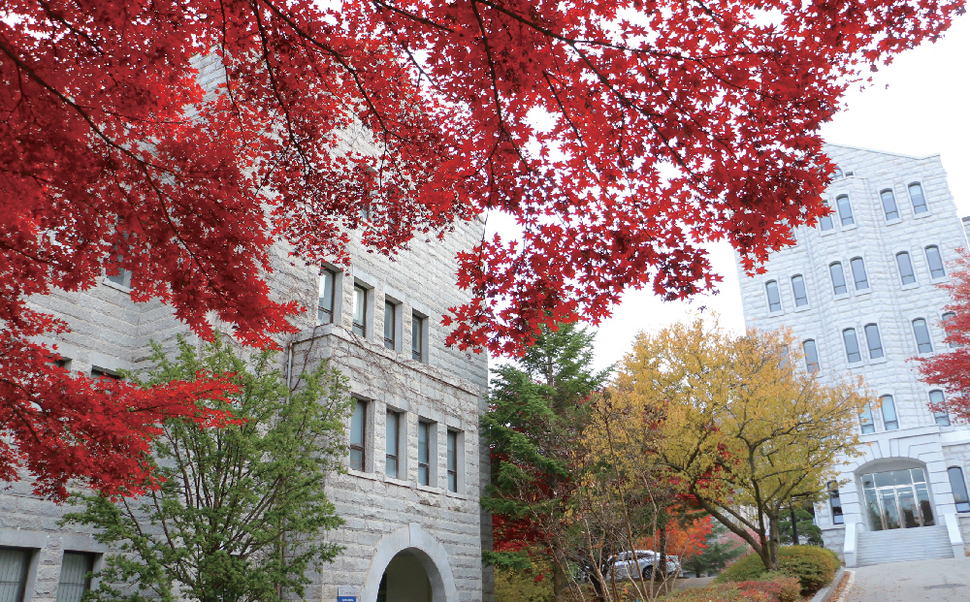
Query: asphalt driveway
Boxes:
[{"xmin": 840, "ymin": 556, "xmax": 970, "ymax": 602}]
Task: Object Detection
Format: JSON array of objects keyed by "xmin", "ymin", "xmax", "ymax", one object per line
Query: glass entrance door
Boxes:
[{"xmin": 861, "ymin": 468, "xmax": 935, "ymax": 531}]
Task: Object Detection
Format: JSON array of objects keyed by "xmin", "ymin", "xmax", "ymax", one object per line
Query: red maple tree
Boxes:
[
  {"xmin": 2, "ymin": 0, "xmax": 964, "ymax": 497},
  {"xmin": 918, "ymin": 250, "xmax": 970, "ymax": 422}
]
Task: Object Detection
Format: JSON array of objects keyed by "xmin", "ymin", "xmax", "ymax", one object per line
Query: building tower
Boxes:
[{"xmin": 735, "ymin": 144, "xmax": 970, "ymax": 566}]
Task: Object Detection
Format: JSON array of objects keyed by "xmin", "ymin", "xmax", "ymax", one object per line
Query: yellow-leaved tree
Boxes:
[{"xmin": 606, "ymin": 319, "xmax": 870, "ymax": 572}]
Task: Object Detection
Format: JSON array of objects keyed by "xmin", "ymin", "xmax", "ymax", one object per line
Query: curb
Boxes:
[{"xmin": 810, "ymin": 567, "xmax": 847, "ymax": 602}]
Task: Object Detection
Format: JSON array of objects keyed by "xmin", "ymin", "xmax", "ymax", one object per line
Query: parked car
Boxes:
[{"xmin": 606, "ymin": 550, "xmax": 682, "ymax": 580}]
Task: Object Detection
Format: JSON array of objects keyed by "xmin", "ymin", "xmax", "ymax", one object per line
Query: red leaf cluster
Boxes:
[{"xmin": 2, "ymin": 0, "xmax": 964, "ymax": 493}]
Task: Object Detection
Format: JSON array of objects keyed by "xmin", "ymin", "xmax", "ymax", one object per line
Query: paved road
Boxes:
[{"xmin": 840, "ymin": 556, "xmax": 970, "ymax": 602}]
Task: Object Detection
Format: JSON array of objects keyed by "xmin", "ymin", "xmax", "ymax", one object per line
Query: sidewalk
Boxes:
[{"xmin": 839, "ymin": 556, "xmax": 970, "ymax": 602}]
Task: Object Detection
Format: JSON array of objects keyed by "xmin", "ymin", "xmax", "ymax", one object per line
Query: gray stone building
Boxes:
[
  {"xmin": 0, "ymin": 55, "xmax": 490, "ymax": 602},
  {"xmin": 735, "ymin": 144, "xmax": 970, "ymax": 566}
]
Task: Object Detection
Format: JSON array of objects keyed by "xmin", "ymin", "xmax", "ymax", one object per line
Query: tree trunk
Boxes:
[
  {"xmin": 554, "ymin": 561, "xmax": 568, "ymax": 602},
  {"xmin": 767, "ymin": 513, "xmax": 781, "ymax": 571}
]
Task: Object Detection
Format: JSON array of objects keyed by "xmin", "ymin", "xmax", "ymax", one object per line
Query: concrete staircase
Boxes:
[{"xmin": 856, "ymin": 525, "xmax": 954, "ymax": 566}]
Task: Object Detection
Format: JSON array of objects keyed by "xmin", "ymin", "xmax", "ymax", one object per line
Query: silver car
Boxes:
[{"xmin": 607, "ymin": 550, "xmax": 681, "ymax": 580}]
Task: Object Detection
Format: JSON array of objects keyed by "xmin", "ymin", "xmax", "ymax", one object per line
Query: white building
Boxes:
[
  {"xmin": 735, "ymin": 144, "xmax": 970, "ymax": 566},
  {"xmin": 0, "ymin": 55, "xmax": 490, "ymax": 602}
]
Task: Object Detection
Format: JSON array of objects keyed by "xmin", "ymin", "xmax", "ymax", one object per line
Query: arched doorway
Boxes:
[
  {"xmin": 376, "ymin": 550, "xmax": 432, "ymax": 602},
  {"xmin": 363, "ymin": 524, "xmax": 457, "ymax": 602},
  {"xmin": 856, "ymin": 459, "xmax": 936, "ymax": 531}
]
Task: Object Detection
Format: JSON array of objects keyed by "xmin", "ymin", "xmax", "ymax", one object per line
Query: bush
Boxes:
[
  {"xmin": 661, "ymin": 583, "xmax": 771, "ymax": 602},
  {"xmin": 714, "ymin": 546, "xmax": 840, "ymax": 596},
  {"xmin": 736, "ymin": 576, "xmax": 802, "ymax": 602},
  {"xmin": 494, "ymin": 562, "xmax": 554, "ymax": 602}
]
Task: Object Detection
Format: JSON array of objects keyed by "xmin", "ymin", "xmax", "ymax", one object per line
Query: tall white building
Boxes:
[{"xmin": 735, "ymin": 144, "xmax": 970, "ymax": 566}]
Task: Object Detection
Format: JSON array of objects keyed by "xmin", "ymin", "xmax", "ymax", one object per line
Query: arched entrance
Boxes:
[
  {"xmin": 363, "ymin": 524, "xmax": 457, "ymax": 602},
  {"xmin": 856, "ymin": 459, "xmax": 936, "ymax": 531}
]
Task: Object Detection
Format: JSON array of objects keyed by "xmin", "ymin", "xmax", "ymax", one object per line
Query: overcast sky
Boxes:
[{"xmin": 588, "ymin": 15, "xmax": 970, "ymax": 373}]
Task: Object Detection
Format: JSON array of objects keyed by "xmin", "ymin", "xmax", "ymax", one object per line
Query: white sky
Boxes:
[{"xmin": 587, "ymin": 14, "xmax": 970, "ymax": 373}]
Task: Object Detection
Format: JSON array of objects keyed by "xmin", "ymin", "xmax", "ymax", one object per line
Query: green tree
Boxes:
[
  {"xmin": 482, "ymin": 323, "xmax": 611, "ymax": 601},
  {"xmin": 779, "ymin": 508, "xmax": 824, "ymax": 547},
  {"xmin": 63, "ymin": 338, "xmax": 351, "ymax": 602}
]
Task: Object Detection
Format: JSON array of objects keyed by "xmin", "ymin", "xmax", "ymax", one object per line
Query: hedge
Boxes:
[
  {"xmin": 661, "ymin": 575, "xmax": 801, "ymax": 602},
  {"xmin": 715, "ymin": 545, "xmax": 840, "ymax": 595}
]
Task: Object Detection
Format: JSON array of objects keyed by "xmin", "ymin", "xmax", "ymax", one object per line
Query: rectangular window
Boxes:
[
  {"xmin": 803, "ymin": 339, "xmax": 819, "ymax": 373},
  {"xmin": 386, "ymin": 410, "xmax": 401, "ymax": 479},
  {"xmin": 881, "ymin": 189, "xmax": 899, "ymax": 220},
  {"xmin": 350, "ymin": 399, "xmax": 367, "ymax": 471},
  {"xmin": 896, "ymin": 252, "xmax": 916, "ymax": 285},
  {"xmin": 352, "ymin": 284, "xmax": 367, "ymax": 336},
  {"xmin": 447, "ymin": 430, "xmax": 459, "ymax": 493},
  {"xmin": 850, "ymin": 257, "xmax": 869, "ymax": 290},
  {"xmin": 929, "ymin": 390, "xmax": 950, "ymax": 426},
  {"xmin": 318, "ymin": 269, "xmax": 336, "ymax": 325},
  {"xmin": 864, "ymin": 323, "xmax": 883, "ymax": 359},
  {"xmin": 909, "ymin": 183, "xmax": 928, "ymax": 214},
  {"xmin": 412, "ymin": 312, "xmax": 426, "ymax": 362},
  {"xmin": 383, "ymin": 301, "xmax": 397, "ymax": 350},
  {"xmin": 943, "ymin": 312, "xmax": 959, "ymax": 348},
  {"xmin": 56, "ymin": 552, "xmax": 95, "ymax": 602},
  {"xmin": 765, "ymin": 280, "xmax": 782, "ymax": 312},
  {"xmin": 860, "ymin": 402, "xmax": 875, "ymax": 434},
  {"xmin": 791, "ymin": 275, "xmax": 808, "ymax": 307},
  {"xmin": 418, "ymin": 421, "xmax": 433, "ymax": 487},
  {"xmin": 913, "ymin": 318, "xmax": 933, "ymax": 353},
  {"xmin": 925, "ymin": 246, "xmax": 945, "ymax": 279},
  {"xmin": 828, "ymin": 482, "xmax": 844, "ymax": 525},
  {"xmin": 880, "ymin": 395, "xmax": 898, "ymax": 430},
  {"xmin": 948, "ymin": 467, "xmax": 970, "ymax": 513},
  {"xmin": 843, "ymin": 328, "xmax": 862, "ymax": 363},
  {"xmin": 830, "ymin": 262, "xmax": 847, "ymax": 295},
  {"xmin": 836, "ymin": 195, "xmax": 854, "ymax": 226},
  {"xmin": 91, "ymin": 367, "xmax": 121, "ymax": 380},
  {"xmin": 818, "ymin": 200, "xmax": 834, "ymax": 231},
  {"xmin": 0, "ymin": 547, "xmax": 31, "ymax": 602}
]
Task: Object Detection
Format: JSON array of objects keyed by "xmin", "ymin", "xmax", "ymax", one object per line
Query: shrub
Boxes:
[
  {"xmin": 660, "ymin": 583, "xmax": 771, "ymax": 602},
  {"xmin": 714, "ymin": 546, "xmax": 840, "ymax": 596},
  {"xmin": 736, "ymin": 576, "xmax": 802, "ymax": 602}
]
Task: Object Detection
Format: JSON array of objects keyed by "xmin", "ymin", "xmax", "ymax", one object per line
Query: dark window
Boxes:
[
  {"xmin": 318, "ymin": 269, "xmax": 336, "ymax": 325},
  {"xmin": 850, "ymin": 257, "xmax": 869, "ymax": 290},
  {"xmin": 765, "ymin": 280, "xmax": 782, "ymax": 312},
  {"xmin": 943, "ymin": 312, "xmax": 959, "ymax": 348},
  {"xmin": 830, "ymin": 262, "xmax": 847, "ymax": 295},
  {"xmin": 0, "ymin": 547, "xmax": 31, "ymax": 602},
  {"xmin": 791, "ymin": 275, "xmax": 808, "ymax": 307},
  {"xmin": 896, "ymin": 252, "xmax": 916, "ymax": 285},
  {"xmin": 913, "ymin": 318, "xmax": 933, "ymax": 353},
  {"xmin": 56, "ymin": 552, "xmax": 95, "ymax": 602},
  {"xmin": 91, "ymin": 367, "xmax": 121, "ymax": 380},
  {"xmin": 909, "ymin": 183, "xmax": 928, "ymax": 214},
  {"xmin": 881, "ymin": 189, "xmax": 899, "ymax": 220},
  {"xmin": 350, "ymin": 399, "xmax": 366, "ymax": 471},
  {"xmin": 926, "ymin": 246, "xmax": 945, "ymax": 279},
  {"xmin": 843, "ymin": 328, "xmax": 861, "ymax": 363},
  {"xmin": 819, "ymin": 200, "xmax": 834, "ymax": 231},
  {"xmin": 864, "ymin": 323, "xmax": 884, "ymax": 359},
  {"xmin": 880, "ymin": 394, "xmax": 898, "ymax": 430},
  {"xmin": 948, "ymin": 467, "xmax": 970, "ymax": 513},
  {"xmin": 828, "ymin": 482, "xmax": 844, "ymax": 524},
  {"xmin": 860, "ymin": 402, "xmax": 875, "ymax": 434},
  {"xmin": 836, "ymin": 195, "xmax": 854, "ymax": 226},
  {"xmin": 929, "ymin": 390, "xmax": 950, "ymax": 426},
  {"xmin": 803, "ymin": 339, "xmax": 819, "ymax": 373},
  {"xmin": 418, "ymin": 421, "xmax": 432, "ymax": 487},
  {"xmin": 383, "ymin": 301, "xmax": 397, "ymax": 350},
  {"xmin": 386, "ymin": 410, "xmax": 400, "ymax": 479},
  {"xmin": 412, "ymin": 312, "xmax": 426, "ymax": 362},
  {"xmin": 447, "ymin": 430, "xmax": 459, "ymax": 493},
  {"xmin": 352, "ymin": 284, "xmax": 367, "ymax": 336}
]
